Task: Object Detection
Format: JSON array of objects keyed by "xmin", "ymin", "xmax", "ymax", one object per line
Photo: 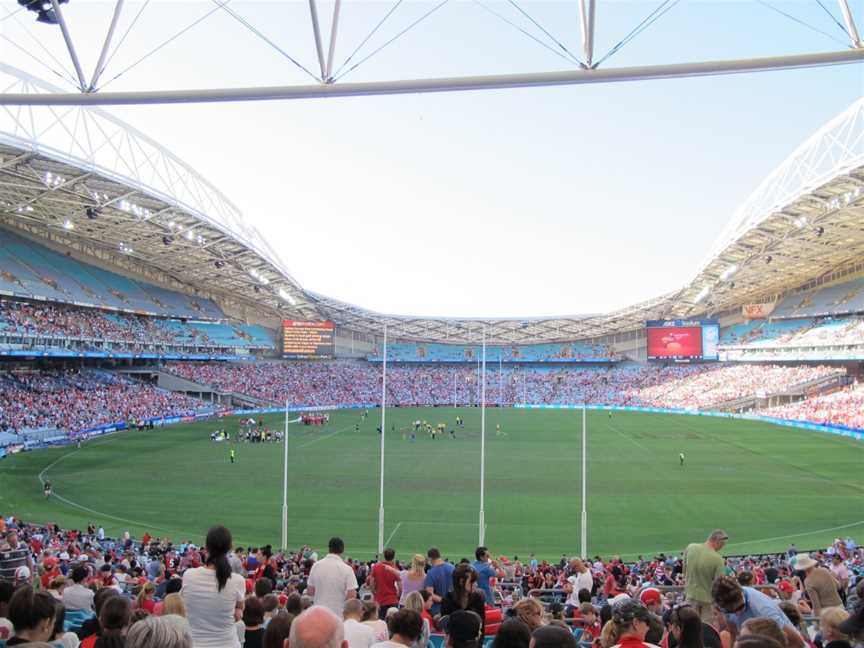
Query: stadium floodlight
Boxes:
[
  {"xmin": 794, "ymin": 216, "xmax": 807, "ymax": 228},
  {"xmin": 62, "ymin": 219, "xmax": 73, "ymax": 230},
  {"xmin": 694, "ymin": 286, "xmax": 710, "ymax": 303},
  {"xmin": 185, "ymin": 229, "xmax": 194, "ymax": 241},
  {"xmin": 18, "ymin": 0, "xmax": 68, "ymax": 25},
  {"xmin": 720, "ymin": 264, "xmax": 738, "ymax": 281},
  {"xmin": 278, "ymin": 288, "xmax": 297, "ymax": 306},
  {"xmin": 43, "ymin": 171, "xmax": 65, "ymax": 188}
]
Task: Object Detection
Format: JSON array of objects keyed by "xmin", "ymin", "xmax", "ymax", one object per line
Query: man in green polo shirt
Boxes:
[{"xmin": 684, "ymin": 529, "xmax": 728, "ymax": 623}]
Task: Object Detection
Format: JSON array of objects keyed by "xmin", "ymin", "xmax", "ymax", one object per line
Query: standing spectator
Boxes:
[
  {"xmin": 684, "ymin": 530, "xmax": 728, "ymax": 623},
  {"xmin": 307, "ymin": 538, "xmax": 359, "ymax": 616},
  {"xmin": 288, "ymin": 606, "xmax": 348, "ymax": 648},
  {"xmin": 565, "ymin": 559, "xmax": 594, "ymax": 617},
  {"xmin": 441, "ymin": 564, "xmax": 486, "ymax": 633},
  {"xmin": 711, "ymin": 576, "xmax": 803, "ymax": 648},
  {"xmin": 368, "ymin": 548, "xmax": 401, "ymax": 619},
  {"xmin": 793, "ymin": 555, "xmax": 842, "ymax": 615},
  {"xmin": 425, "ymin": 548, "xmax": 455, "ymax": 617},
  {"xmin": 399, "ymin": 555, "xmax": 427, "ymax": 606},
  {"xmin": 343, "ymin": 600, "xmax": 376, "ymax": 648},
  {"xmin": 372, "ymin": 609, "xmax": 423, "ymax": 648},
  {"xmin": 6, "ymin": 586, "xmax": 57, "ymax": 646},
  {"xmin": 182, "ymin": 525, "xmax": 246, "ymax": 648},
  {"xmin": 828, "ymin": 556, "xmax": 849, "ymax": 605},
  {"xmin": 0, "ymin": 529, "xmax": 32, "ymax": 582},
  {"xmin": 472, "ymin": 547, "xmax": 503, "ymax": 607}
]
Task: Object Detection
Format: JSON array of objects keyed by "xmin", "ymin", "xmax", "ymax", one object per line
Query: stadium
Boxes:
[{"xmin": 0, "ymin": 2, "xmax": 863, "ymax": 648}]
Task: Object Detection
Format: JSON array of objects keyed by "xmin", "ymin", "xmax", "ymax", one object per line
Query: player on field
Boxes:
[
  {"xmin": 43, "ymin": 480, "xmax": 52, "ymax": 499},
  {"xmin": 449, "ymin": 428, "xmax": 455, "ymax": 440},
  {"xmin": 496, "ymin": 423, "xmax": 502, "ymax": 436},
  {"xmin": 230, "ymin": 448, "xmax": 236, "ymax": 464},
  {"xmin": 679, "ymin": 452, "xmax": 685, "ymax": 466}
]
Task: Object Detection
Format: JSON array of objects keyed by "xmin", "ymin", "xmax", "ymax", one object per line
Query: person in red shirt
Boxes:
[
  {"xmin": 609, "ymin": 599, "xmax": 658, "ymax": 648},
  {"xmin": 368, "ymin": 548, "xmax": 402, "ymax": 619},
  {"xmin": 40, "ymin": 557, "xmax": 61, "ymax": 589}
]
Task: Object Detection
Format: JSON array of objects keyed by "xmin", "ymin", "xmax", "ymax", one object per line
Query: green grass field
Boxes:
[{"xmin": 1, "ymin": 408, "xmax": 862, "ymax": 561}]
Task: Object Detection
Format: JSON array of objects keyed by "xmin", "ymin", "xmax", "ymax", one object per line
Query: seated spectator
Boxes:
[
  {"xmin": 288, "ymin": 605, "xmax": 346, "ymax": 648},
  {"xmin": 243, "ymin": 596, "xmax": 266, "ymax": 648},
  {"xmin": 1, "ymin": 579, "xmax": 15, "ymax": 641},
  {"xmin": 818, "ymin": 608, "xmax": 852, "ymax": 648},
  {"xmin": 511, "ymin": 599, "xmax": 545, "ymax": 632},
  {"xmin": 361, "ymin": 601, "xmax": 388, "ymax": 643},
  {"xmin": 373, "ymin": 609, "xmax": 423, "ymax": 648},
  {"xmin": 446, "ymin": 610, "xmax": 483, "ymax": 648},
  {"xmin": 263, "ymin": 611, "xmax": 294, "ymax": 648},
  {"xmin": 344, "ymin": 600, "xmax": 376, "ymax": 648},
  {"xmin": 740, "ymin": 619, "xmax": 787, "ymax": 648},
  {"xmin": 161, "ymin": 594, "xmax": 186, "ymax": 618},
  {"xmin": 49, "ymin": 602, "xmax": 80, "ymax": 648},
  {"xmin": 711, "ymin": 577, "xmax": 804, "ymax": 648},
  {"xmin": 491, "ymin": 618, "xmax": 532, "ymax": 648},
  {"xmin": 530, "ymin": 624, "xmax": 577, "ymax": 648},
  {"xmin": 402, "ymin": 592, "xmax": 430, "ymax": 648},
  {"xmin": 83, "ymin": 595, "xmax": 130, "ymax": 648},
  {"xmin": 63, "ymin": 566, "xmax": 95, "ymax": 612},
  {"xmin": 125, "ymin": 614, "xmax": 193, "ymax": 648},
  {"xmin": 7, "ymin": 585, "xmax": 57, "ymax": 646}
]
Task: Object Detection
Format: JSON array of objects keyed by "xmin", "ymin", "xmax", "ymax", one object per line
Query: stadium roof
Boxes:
[{"xmin": 1, "ymin": 61, "xmax": 863, "ymax": 342}]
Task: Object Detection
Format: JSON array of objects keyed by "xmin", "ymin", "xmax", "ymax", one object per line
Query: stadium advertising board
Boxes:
[
  {"xmin": 742, "ymin": 303, "xmax": 775, "ymax": 319},
  {"xmin": 646, "ymin": 320, "xmax": 720, "ymax": 361},
  {"xmin": 282, "ymin": 320, "xmax": 335, "ymax": 359}
]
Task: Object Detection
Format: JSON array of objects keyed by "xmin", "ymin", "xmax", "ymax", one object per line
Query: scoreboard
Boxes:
[
  {"xmin": 646, "ymin": 319, "xmax": 719, "ymax": 361},
  {"xmin": 281, "ymin": 320, "xmax": 335, "ymax": 359}
]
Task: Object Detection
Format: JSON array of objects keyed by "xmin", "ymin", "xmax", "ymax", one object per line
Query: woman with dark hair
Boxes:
[
  {"xmin": 608, "ymin": 599, "xmax": 659, "ymax": 648},
  {"xmin": 91, "ymin": 596, "xmax": 131, "ymax": 648},
  {"xmin": 669, "ymin": 607, "xmax": 703, "ymax": 648},
  {"xmin": 6, "ymin": 585, "xmax": 57, "ymax": 645},
  {"xmin": 182, "ymin": 525, "xmax": 247, "ymax": 648},
  {"xmin": 440, "ymin": 564, "xmax": 486, "ymax": 635}
]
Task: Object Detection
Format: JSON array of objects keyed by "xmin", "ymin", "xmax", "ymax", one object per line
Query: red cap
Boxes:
[
  {"xmin": 778, "ymin": 580, "xmax": 794, "ymax": 594},
  {"xmin": 278, "ymin": 594, "xmax": 288, "ymax": 607},
  {"xmin": 639, "ymin": 588, "xmax": 662, "ymax": 605}
]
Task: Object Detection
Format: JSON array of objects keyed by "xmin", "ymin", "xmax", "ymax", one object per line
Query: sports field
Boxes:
[{"xmin": 1, "ymin": 408, "xmax": 862, "ymax": 560}]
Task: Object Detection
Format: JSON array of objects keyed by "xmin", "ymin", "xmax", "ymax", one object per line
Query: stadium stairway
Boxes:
[
  {"xmin": 121, "ymin": 367, "xmax": 275, "ymax": 408},
  {"xmin": 715, "ymin": 368, "xmax": 849, "ymax": 413}
]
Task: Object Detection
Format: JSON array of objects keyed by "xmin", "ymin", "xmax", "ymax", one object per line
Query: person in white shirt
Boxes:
[
  {"xmin": 307, "ymin": 538, "xmax": 358, "ymax": 616},
  {"xmin": 344, "ymin": 599, "xmax": 376, "ymax": 648},
  {"xmin": 564, "ymin": 558, "xmax": 594, "ymax": 616},
  {"xmin": 289, "ymin": 605, "xmax": 348, "ymax": 648},
  {"xmin": 371, "ymin": 609, "xmax": 423, "ymax": 648},
  {"xmin": 181, "ymin": 525, "xmax": 246, "ymax": 648}
]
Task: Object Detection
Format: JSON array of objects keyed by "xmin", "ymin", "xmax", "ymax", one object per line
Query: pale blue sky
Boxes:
[{"xmin": 2, "ymin": 1, "xmax": 863, "ymax": 316}]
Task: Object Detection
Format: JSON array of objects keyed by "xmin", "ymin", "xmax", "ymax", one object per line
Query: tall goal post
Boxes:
[
  {"xmin": 377, "ymin": 324, "xmax": 388, "ymax": 555},
  {"xmin": 580, "ymin": 403, "xmax": 587, "ymax": 560},
  {"xmin": 281, "ymin": 400, "xmax": 289, "ymax": 551},
  {"xmin": 479, "ymin": 327, "xmax": 487, "ymax": 546}
]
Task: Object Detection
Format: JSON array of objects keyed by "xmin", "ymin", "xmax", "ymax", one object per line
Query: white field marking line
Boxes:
[
  {"xmin": 38, "ymin": 445, "xmax": 177, "ymax": 532},
  {"xmin": 384, "ymin": 522, "xmax": 403, "ymax": 547},
  {"xmin": 298, "ymin": 423, "xmax": 355, "ymax": 448},
  {"xmin": 607, "ymin": 421, "xmax": 650, "ymax": 453}
]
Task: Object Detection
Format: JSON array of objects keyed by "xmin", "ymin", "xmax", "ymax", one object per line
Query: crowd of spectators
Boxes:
[
  {"xmin": 0, "ymin": 519, "xmax": 862, "ymax": 648},
  {"xmin": 164, "ymin": 362, "xmax": 841, "ymax": 413},
  {"xmin": 763, "ymin": 383, "xmax": 864, "ymax": 430},
  {"xmin": 0, "ymin": 369, "xmax": 212, "ymax": 435}
]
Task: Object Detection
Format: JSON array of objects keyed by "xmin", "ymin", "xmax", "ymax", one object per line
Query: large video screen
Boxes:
[
  {"xmin": 646, "ymin": 320, "xmax": 719, "ymax": 361},
  {"xmin": 282, "ymin": 320, "xmax": 335, "ymax": 359}
]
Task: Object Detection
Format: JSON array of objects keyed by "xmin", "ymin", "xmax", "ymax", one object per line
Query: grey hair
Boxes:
[
  {"xmin": 404, "ymin": 591, "xmax": 425, "ymax": 613},
  {"xmin": 126, "ymin": 614, "xmax": 193, "ymax": 648}
]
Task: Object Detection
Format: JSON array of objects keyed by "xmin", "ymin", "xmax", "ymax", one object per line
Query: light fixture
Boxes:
[
  {"xmin": 720, "ymin": 264, "xmax": 738, "ymax": 281},
  {"xmin": 19, "ymin": 0, "xmax": 69, "ymax": 24},
  {"xmin": 793, "ymin": 216, "xmax": 807, "ymax": 229},
  {"xmin": 62, "ymin": 219, "xmax": 74, "ymax": 230},
  {"xmin": 694, "ymin": 286, "xmax": 710, "ymax": 303},
  {"xmin": 185, "ymin": 230, "xmax": 194, "ymax": 241},
  {"xmin": 278, "ymin": 288, "xmax": 297, "ymax": 306}
]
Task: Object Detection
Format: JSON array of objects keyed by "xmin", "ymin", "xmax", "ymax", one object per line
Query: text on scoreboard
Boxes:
[{"xmin": 281, "ymin": 320, "xmax": 335, "ymax": 359}]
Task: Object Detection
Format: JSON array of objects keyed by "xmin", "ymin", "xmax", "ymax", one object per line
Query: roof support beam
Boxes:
[
  {"xmin": 89, "ymin": 0, "xmax": 126, "ymax": 92},
  {"xmin": 324, "ymin": 0, "xmax": 342, "ymax": 82},
  {"xmin": 578, "ymin": 0, "xmax": 596, "ymax": 68},
  {"xmin": 308, "ymin": 0, "xmax": 328, "ymax": 81},
  {"xmin": 1, "ymin": 49, "xmax": 862, "ymax": 105},
  {"xmin": 836, "ymin": 0, "xmax": 862, "ymax": 48},
  {"xmin": 50, "ymin": 0, "xmax": 88, "ymax": 91}
]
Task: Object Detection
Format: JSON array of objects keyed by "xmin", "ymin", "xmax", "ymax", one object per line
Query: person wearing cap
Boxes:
[
  {"xmin": 683, "ymin": 530, "xmax": 728, "ymax": 624},
  {"xmin": 606, "ymin": 599, "xmax": 659, "ymax": 648},
  {"xmin": 639, "ymin": 589, "xmax": 663, "ymax": 616},
  {"xmin": 794, "ymin": 554, "xmax": 842, "ymax": 615},
  {"xmin": 710, "ymin": 576, "xmax": 804, "ymax": 648},
  {"xmin": 445, "ymin": 610, "xmax": 483, "ymax": 648}
]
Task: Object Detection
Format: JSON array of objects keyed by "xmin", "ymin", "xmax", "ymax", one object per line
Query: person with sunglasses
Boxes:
[{"xmin": 710, "ymin": 577, "xmax": 804, "ymax": 648}]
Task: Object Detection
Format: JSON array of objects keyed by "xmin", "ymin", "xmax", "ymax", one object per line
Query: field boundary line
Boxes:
[
  {"xmin": 607, "ymin": 422, "xmax": 650, "ymax": 453},
  {"xmin": 384, "ymin": 521, "xmax": 403, "ymax": 547}
]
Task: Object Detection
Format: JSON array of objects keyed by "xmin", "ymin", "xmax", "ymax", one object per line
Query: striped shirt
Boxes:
[{"xmin": 0, "ymin": 544, "xmax": 29, "ymax": 581}]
